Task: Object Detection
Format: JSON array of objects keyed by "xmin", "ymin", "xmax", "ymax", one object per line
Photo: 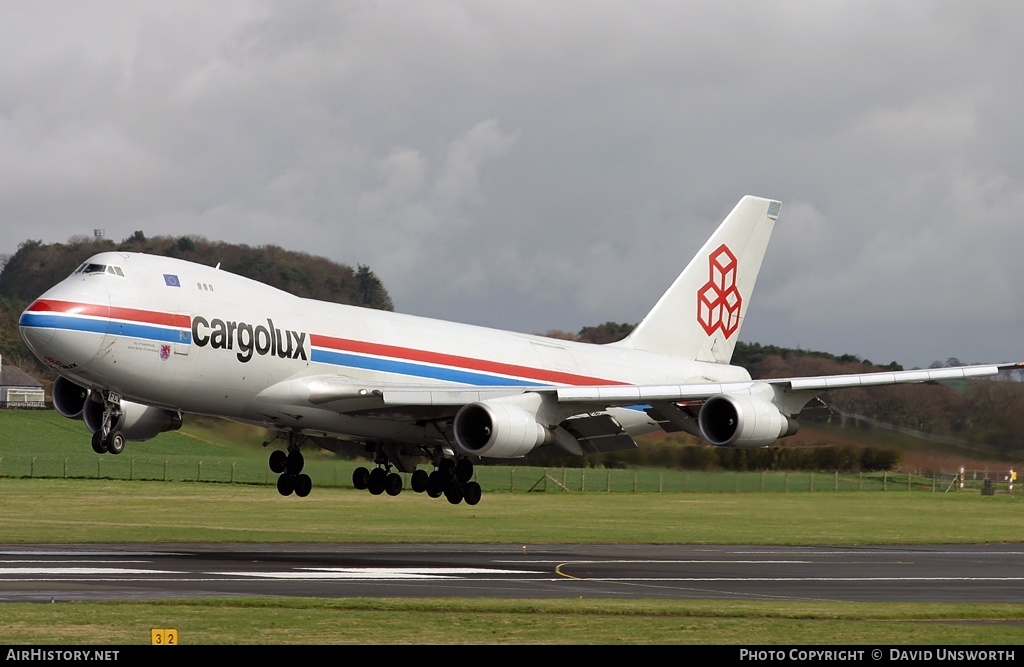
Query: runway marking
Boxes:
[
  {"xmin": 563, "ymin": 576, "xmax": 1024, "ymax": 583},
  {"xmin": 211, "ymin": 567, "xmax": 543, "ymax": 580},
  {"xmin": 0, "ymin": 566, "xmax": 541, "ymax": 581},
  {"xmin": 512, "ymin": 559, "xmax": 817, "ymax": 565},
  {"xmin": 0, "ymin": 560, "xmax": 154, "ymax": 565},
  {"xmin": 0, "ymin": 550, "xmax": 182, "ymax": 557},
  {"xmin": 0, "ymin": 568, "xmax": 176, "ymax": 575}
]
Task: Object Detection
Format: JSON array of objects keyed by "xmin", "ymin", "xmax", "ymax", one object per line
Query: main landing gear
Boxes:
[
  {"xmin": 352, "ymin": 456, "xmax": 482, "ymax": 505},
  {"xmin": 267, "ymin": 432, "xmax": 312, "ymax": 497},
  {"xmin": 351, "ymin": 444, "xmax": 405, "ymax": 496},
  {"xmin": 264, "ymin": 435, "xmax": 483, "ymax": 506},
  {"xmin": 351, "ymin": 464, "xmax": 404, "ymax": 496}
]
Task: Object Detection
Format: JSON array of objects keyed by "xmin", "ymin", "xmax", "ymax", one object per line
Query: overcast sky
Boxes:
[{"xmin": 2, "ymin": 2, "xmax": 1022, "ymax": 370}]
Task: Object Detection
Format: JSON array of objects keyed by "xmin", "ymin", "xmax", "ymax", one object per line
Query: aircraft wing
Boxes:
[
  {"xmin": 255, "ymin": 361, "xmax": 1020, "ymax": 457},
  {"xmin": 259, "ymin": 362, "xmax": 1018, "ymax": 414},
  {"xmin": 767, "ymin": 363, "xmax": 1016, "ymax": 391},
  {"xmin": 371, "ymin": 362, "xmax": 1018, "ymax": 408},
  {"xmin": 387, "ymin": 362, "xmax": 1021, "ymax": 447}
]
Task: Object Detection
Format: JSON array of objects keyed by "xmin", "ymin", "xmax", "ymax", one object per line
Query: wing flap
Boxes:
[
  {"xmin": 560, "ymin": 413, "xmax": 639, "ymax": 453},
  {"xmin": 645, "ymin": 401, "xmax": 702, "ymax": 435}
]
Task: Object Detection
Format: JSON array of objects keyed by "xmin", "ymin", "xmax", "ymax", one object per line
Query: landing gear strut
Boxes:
[
  {"xmin": 90, "ymin": 391, "xmax": 125, "ymax": 455},
  {"xmin": 268, "ymin": 432, "xmax": 312, "ymax": 497}
]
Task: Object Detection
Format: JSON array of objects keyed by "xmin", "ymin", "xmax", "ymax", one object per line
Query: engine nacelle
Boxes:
[
  {"xmin": 83, "ymin": 397, "xmax": 183, "ymax": 442},
  {"xmin": 698, "ymin": 393, "xmax": 796, "ymax": 448},
  {"xmin": 453, "ymin": 400, "xmax": 551, "ymax": 458},
  {"xmin": 52, "ymin": 376, "xmax": 90, "ymax": 419}
]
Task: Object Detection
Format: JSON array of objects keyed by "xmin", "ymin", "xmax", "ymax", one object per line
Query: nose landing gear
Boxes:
[{"xmin": 90, "ymin": 391, "xmax": 125, "ymax": 455}]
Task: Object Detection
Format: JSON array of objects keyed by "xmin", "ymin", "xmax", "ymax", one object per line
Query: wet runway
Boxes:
[{"xmin": 1, "ymin": 543, "xmax": 1022, "ymax": 603}]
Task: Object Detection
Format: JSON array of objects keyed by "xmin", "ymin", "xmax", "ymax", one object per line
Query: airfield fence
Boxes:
[{"xmin": 0, "ymin": 453, "xmax": 1016, "ymax": 495}]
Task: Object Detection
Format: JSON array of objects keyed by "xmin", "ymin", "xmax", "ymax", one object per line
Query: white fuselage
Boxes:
[{"xmin": 20, "ymin": 251, "xmax": 752, "ymax": 442}]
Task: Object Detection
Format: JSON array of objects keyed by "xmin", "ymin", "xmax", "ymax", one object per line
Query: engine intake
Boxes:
[
  {"xmin": 698, "ymin": 393, "xmax": 796, "ymax": 448},
  {"xmin": 52, "ymin": 376, "xmax": 89, "ymax": 419},
  {"xmin": 453, "ymin": 400, "xmax": 551, "ymax": 458}
]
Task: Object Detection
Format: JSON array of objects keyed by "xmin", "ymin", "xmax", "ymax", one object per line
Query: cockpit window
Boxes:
[{"xmin": 73, "ymin": 263, "xmax": 125, "ymax": 277}]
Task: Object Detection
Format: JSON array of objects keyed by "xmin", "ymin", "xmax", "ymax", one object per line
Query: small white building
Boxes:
[{"xmin": 0, "ymin": 354, "xmax": 45, "ymax": 407}]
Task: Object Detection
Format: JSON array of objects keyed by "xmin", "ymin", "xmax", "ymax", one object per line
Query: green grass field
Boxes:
[
  {"xmin": 2, "ymin": 409, "xmax": 1022, "ymax": 645},
  {"xmin": 0, "ymin": 409, "xmax": 1010, "ymax": 495},
  {"xmin": 1, "ymin": 478, "xmax": 1022, "ymax": 544},
  {"xmin": 3, "ymin": 598, "xmax": 1023, "ymax": 645}
]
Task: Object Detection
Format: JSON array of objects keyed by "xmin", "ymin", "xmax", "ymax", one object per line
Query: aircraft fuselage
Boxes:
[{"xmin": 20, "ymin": 251, "xmax": 750, "ymax": 442}]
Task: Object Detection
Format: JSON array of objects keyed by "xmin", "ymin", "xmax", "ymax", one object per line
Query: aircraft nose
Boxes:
[
  {"xmin": 19, "ymin": 290, "xmax": 110, "ymax": 372},
  {"xmin": 20, "ymin": 300, "xmax": 58, "ymax": 355}
]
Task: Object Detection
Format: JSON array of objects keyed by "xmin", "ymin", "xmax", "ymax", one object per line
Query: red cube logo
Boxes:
[{"xmin": 697, "ymin": 244, "xmax": 741, "ymax": 338}]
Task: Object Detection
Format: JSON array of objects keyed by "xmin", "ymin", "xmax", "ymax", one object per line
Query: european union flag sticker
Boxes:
[{"xmin": 164, "ymin": 274, "xmax": 181, "ymax": 287}]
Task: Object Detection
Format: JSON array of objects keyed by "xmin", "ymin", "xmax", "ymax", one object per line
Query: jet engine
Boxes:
[
  {"xmin": 52, "ymin": 376, "xmax": 182, "ymax": 441},
  {"xmin": 697, "ymin": 393, "xmax": 796, "ymax": 448},
  {"xmin": 52, "ymin": 375, "xmax": 90, "ymax": 419},
  {"xmin": 453, "ymin": 400, "xmax": 552, "ymax": 458}
]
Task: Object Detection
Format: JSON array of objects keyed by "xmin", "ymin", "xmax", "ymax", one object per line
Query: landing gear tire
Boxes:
[
  {"xmin": 277, "ymin": 474, "xmax": 295, "ymax": 496},
  {"xmin": 91, "ymin": 430, "xmax": 107, "ymax": 454},
  {"xmin": 444, "ymin": 483, "xmax": 464, "ymax": 505},
  {"xmin": 463, "ymin": 481, "xmax": 482, "ymax": 506},
  {"xmin": 455, "ymin": 458, "xmax": 474, "ymax": 484},
  {"xmin": 286, "ymin": 451, "xmax": 304, "ymax": 475},
  {"xmin": 385, "ymin": 472, "xmax": 403, "ymax": 496},
  {"xmin": 294, "ymin": 474, "xmax": 312, "ymax": 498},
  {"xmin": 269, "ymin": 450, "xmax": 287, "ymax": 474},
  {"xmin": 105, "ymin": 431, "xmax": 125, "ymax": 455},
  {"xmin": 411, "ymin": 469, "xmax": 429, "ymax": 493},
  {"xmin": 367, "ymin": 467, "xmax": 386, "ymax": 495},
  {"xmin": 426, "ymin": 471, "xmax": 444, "ymax": 498},
  {"xmin": 352, "ymin": 467, "xmax": 370, "ymax": 490}
]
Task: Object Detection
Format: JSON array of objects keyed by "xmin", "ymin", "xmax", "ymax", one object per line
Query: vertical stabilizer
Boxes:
[{"xmin": 612, "ymin": 196, "xmax": 781, "ymax": 363}]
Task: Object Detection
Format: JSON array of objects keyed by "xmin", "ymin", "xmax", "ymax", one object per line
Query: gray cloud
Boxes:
[{"xmin": 2, "ymin": 1, "xmax": 1023, "ymax": 369}]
